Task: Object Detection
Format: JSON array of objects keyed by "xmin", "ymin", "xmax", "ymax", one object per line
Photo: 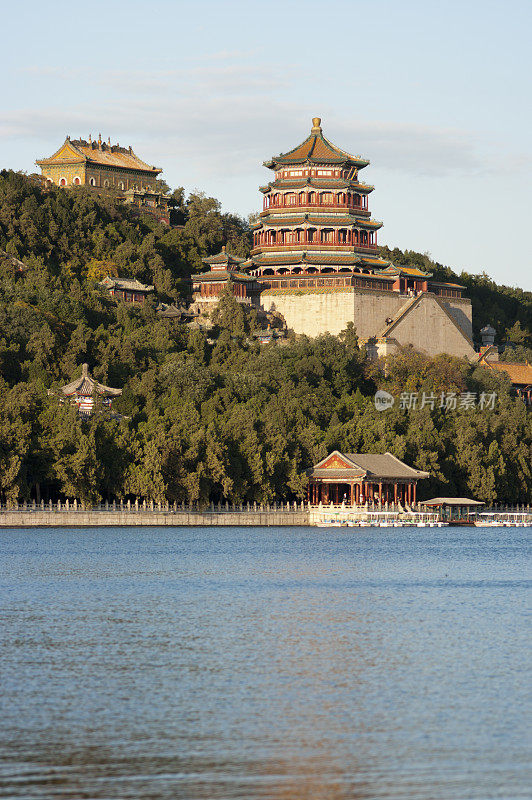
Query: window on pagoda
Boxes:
[
  {"xmin": 285, "ymin": 231, "xmax": 297, "ymax": 244},
  {"xmin": 286, "ymin": 193, "xmax": 297, "ymax": 205},
  {"xmin": 320, "ymin": 192, "xmax": 333, "ymax": 204}
]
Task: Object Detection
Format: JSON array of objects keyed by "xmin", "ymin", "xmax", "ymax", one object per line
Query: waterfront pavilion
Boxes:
[
  {"xmin": 306, "ymin": 451, "xmax": 429, "ymax": 506},
  {"xmin": 421, "ymin": 497, "xmax": 485, "ymax": 520}
]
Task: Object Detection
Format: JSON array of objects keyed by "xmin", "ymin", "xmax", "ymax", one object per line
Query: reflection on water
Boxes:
[{"xmin": 0, "ymin": 526, "xmax": 529, "ymax": 799}]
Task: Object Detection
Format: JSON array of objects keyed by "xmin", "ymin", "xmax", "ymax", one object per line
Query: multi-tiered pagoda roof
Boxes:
[
  {"xmin": 242, "ymin": 118, "xmax": 464, "ymax": 303},
  {"xmin": 52, "ymin": 363, "xmax": 122, "ymax": 416},
  {"xmin": 244, "ymin": 118, "xmax": 390, "ymax": 285}
]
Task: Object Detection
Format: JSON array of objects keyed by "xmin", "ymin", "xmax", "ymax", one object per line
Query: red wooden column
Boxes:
[
  {"xmin": 408, "ymin": 483, "xmax": 412, "ymax": 505},
  {"xmin": 413, "ymin": 483, "xmax": 417, "ymax": 504},
  {"xmin": 394, "ymin": 483, "xmax": 398, "ymax": 504}
]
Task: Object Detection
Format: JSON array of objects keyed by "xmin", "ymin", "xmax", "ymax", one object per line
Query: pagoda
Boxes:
[
  {"xmin": 241, "ymin": 118, "xmax": 475, "ymax": 360},
  {"xmin": 245, "ymin": 117, "xmax": 390, "ymax": 288}
]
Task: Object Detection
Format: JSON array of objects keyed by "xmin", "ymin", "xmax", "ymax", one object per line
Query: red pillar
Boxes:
[
  {"xmin": 413, "ymin": 483, "xmax": 417, "ymax": 504},
  {"xmin": 378, "ymin": 482, "xmax": 382, "ymax": 504}
]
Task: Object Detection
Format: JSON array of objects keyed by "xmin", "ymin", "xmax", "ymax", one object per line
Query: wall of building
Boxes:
[
  {"xmin": 41, "ymin": 164, "xmax": 86, "ymax": 186},
  {"xmin": 41, "ymin": 164, "xmax": 156, "ymax": 191},
  {"xmin": 261, "ymin": 288, "xmax": 354, "ymax": 336},
  {"xmin": 385, "ymin": 294, "xmax": 475, "ymax": 358},
  {"xmin": 442, "ymin": 297, "xmax": 473, "ymax": 339},
  {"xmin": 85, "ymin": 166, "xmax": 157, "ymax": 191},
  {"xmin": 260, "ymin": 287, "xmax": 475, "ymax": 358}
]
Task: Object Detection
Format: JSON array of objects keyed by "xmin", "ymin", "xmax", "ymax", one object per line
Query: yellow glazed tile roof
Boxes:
[
  {"xmin": 37, "ymin": 137, "xmax": 161, "ymax": 174},
  {"xmin": 264, "ymin": 118, "xmax": 369, "ymax": 169},
  {"xmin": 482, "ymin": 361, "xmax": 532, "ymax": 384}
]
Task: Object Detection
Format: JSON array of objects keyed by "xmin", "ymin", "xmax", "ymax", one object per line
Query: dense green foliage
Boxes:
[{"xmin": 0, "ymin": 171, "xmax": 530, "ymax": 506}]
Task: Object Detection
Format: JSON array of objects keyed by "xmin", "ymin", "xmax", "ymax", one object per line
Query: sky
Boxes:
[{"xmin": 1, "ymin": 0, "xmax": 531, "ymax": 290}]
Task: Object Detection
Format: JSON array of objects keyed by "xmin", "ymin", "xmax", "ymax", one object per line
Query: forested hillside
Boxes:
[{"xmin": 0, "ymin": 170, "xmax": 530, "ymax": 506}]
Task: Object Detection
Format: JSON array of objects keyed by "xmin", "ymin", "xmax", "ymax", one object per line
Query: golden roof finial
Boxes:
[{"xmin": 312, "ymin": 117, "xmax": 322, "ymax": 132}]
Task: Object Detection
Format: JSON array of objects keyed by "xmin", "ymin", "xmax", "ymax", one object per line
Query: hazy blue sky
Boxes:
[{"xmin": 1, "ymin": 0, "xmax": 531, "ymax": 289}]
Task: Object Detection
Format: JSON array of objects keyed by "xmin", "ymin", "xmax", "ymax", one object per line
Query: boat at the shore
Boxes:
[{"xmin": 474, "ymin": 512, "xmax": 532, "ymax": 527}]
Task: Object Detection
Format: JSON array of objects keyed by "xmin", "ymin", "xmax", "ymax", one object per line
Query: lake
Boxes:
[{"xmin": 0, "ymin": 526, "xmax": 529, "ymax": 799}]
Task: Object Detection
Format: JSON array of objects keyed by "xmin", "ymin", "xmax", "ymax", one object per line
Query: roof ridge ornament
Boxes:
[{"xmin": 311, "ymin": 117, "xmax": 322, "ymax": 133}]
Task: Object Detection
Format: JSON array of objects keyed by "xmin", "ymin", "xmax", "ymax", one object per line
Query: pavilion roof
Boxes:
[
  {"xmin": 308, "ymin": 451, "xmax": 430, "ymax": 480},
  {"xmin": 421, "ymin": 498, "xmax": 485, "ymax": 506},
  {"xmin": 36, "ymin": 136, "xmax": 161, "ymax": 174},
  {"xmin": 376, "ymin": 264, "xmax": 433, "ymax": 279},
  {"xmin": 100, "ymin": 276, "xmax": 154, "ymax": 292},
  {"xmin": 357, "ymin": 256, "xmax": 391, "ymax": 267},
  {"xmin": 202, "ymin": 247, "xmax": 246, "ymax": 268},
  {"xmin": 191, "ymin": 270, "xmax": 256, "ymax": 282},
  {"xmin": 479, "ymin": 360, "xmax": 532, "ymax": 386},
  {"xmin": 264, "ymin": 118, "xmax": 370, "ymax": 170},
  {"xmin": 58, "ymin": 363, "xmax": 122, "ymax": 398}
]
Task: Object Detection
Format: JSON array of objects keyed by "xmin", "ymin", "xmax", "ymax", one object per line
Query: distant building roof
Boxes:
[
  {"xmin": 421, "ymin": 498, "xmax": 485, "ymax": 506},
  {"xmin": 308, "ymin": 451, "xmax": 430, "ymax": 480},
  {"xmin": 58, "ymin": 363, "xmax": 122, "ymax": 398},
  {"xmin": 36, "ymin": 136, "xmax": 161, "ymax": 175},
  {"xmin": 0, "ymin": 249, "xmax": 27, "ymax": 272},
  {"xmin": 100, "ymin": 276, "xmax": 154, "ymax": 292},
  {"xmin": 478, "ymin": 358, "xmax": 532, "ymax": 386},
  {"xmin": 202, "ymin": 247, "xmax": 246, "ymax": 269},
  {"xmin": 191, "ymin": 270, "xmax": 256, "ymax": 282},
  {"xmin": 264, "ymin": 118, "xmax": 370, "ymax": 170},
  {"xmin": 376, "ymin": 264, "xmax": 433, "ymax": 279}
]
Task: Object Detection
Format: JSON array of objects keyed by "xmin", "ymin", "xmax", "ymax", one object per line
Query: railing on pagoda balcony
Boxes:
[
  {"xmin": 263, "ymin": 195, "xmax": 370, "ymax": 211},
  {"xmin": 252, "ymin": 232, "xmax": 378, "ymax": 250}
]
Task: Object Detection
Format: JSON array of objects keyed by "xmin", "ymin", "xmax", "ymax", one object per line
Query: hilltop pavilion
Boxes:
[{"xmin": 54, "ymin": 364, "xmax": 122, "ymax": 416}]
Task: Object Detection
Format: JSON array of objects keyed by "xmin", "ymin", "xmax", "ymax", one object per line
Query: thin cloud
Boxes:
[{"xmin": 3, "ymin": 60, "xmax": 528, "ymax": 182}]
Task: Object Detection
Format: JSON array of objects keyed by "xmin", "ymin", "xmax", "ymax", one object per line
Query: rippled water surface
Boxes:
[{"xmin": 0, "ymin": 526, "xmax": 530, "ymax": 799}]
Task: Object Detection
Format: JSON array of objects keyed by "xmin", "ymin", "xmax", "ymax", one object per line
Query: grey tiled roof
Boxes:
[
  {"xmin": 100, "ymin": 276, "xmax": 154, "ymax": 292},
  {"xmin": 58, "ymin": 364, "xmax": 122, "ymax": 397},
  {"xmin": 308, "ymin": 452, "xmax": 429, "ymax": 480},
  {"xmin": 345, "ymin": 453, "xmax": 430, "ymax": 479}
]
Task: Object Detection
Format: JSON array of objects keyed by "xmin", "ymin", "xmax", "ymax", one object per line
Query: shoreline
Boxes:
[{"xmin": 0, "ymin": 510, "xmax": 310, "ymax": 528}]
